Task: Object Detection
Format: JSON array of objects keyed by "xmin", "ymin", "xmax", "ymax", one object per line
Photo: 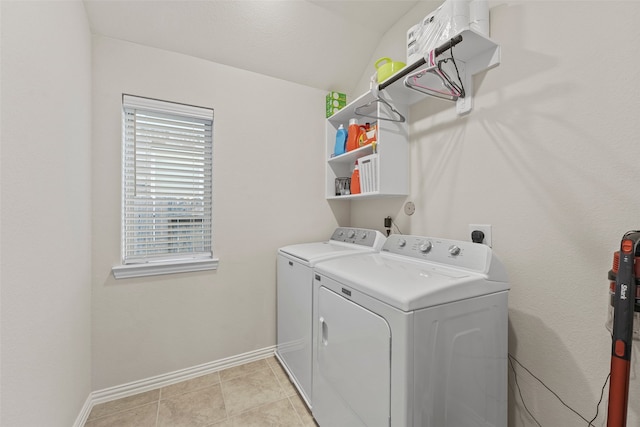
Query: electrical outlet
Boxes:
[{"xmin": 469, "ymin": 224, "xmax": 492, "ymax": 247}]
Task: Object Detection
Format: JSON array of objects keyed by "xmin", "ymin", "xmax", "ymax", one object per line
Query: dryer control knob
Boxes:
[
  {"xmin": 348, "ymin": 230, "xmax": 356, "ymax": 238},
  {"xmin": 361, "ymin": 232, "xmax": 368, "ymax": 239},
  {"xmin": 419, "ymin": 242, "xmax": 432, "ymax": 253},
  {"xmin": 449, "ymin": 245, "xmax": 461, "ymax": 256},
  {"xmin": 398, "ymin": 238, "xmax": 407, "ymax": 248}
]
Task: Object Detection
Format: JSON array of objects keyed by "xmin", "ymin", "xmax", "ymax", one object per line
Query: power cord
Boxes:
[
  {"xmin": 588, "ymin": 373, "xmax": 610, "ymax": 426},
  {"xmin": 384, "ymin": 216, "xmax": 403, "ymax": 236},
  {"xmin": 508, "ymin": 353, "xmax": 610, "ymax": 426},
  {"xmin": 509, "ymin": 355, "xmax": 542, "ymax": 427},
  {"xmin": 384, "ymin": 216, "xmax": 392, "ymax": 236}
]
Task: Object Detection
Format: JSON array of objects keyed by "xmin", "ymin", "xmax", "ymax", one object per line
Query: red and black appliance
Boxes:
[{"xmin": 607, "ymin": 231, "xmax": 640, "ymax": 427}]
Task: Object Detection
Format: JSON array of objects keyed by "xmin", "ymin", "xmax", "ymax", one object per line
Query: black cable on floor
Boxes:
[
  {"xmin": 587, "ymin": 373, "xmax": 610, "ymax": 427},
  {"xmin": 508, "ymin": 355, "xmax": 542, "ymax": 427},
  {"xmin": 508, "ymin": 353, "xmax": 610, "ymax": 426}
]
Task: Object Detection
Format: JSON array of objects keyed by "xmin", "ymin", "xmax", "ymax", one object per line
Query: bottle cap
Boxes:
[{"xmin": 349, "ymin": 118, "xmax": 358, "ymax": 125}]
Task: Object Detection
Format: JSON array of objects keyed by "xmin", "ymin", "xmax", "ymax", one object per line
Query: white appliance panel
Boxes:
[
  {"xmin": 314, "ymin": 286, "xmax": 391, "ymax": 427},
  {"xmin": 276, "ymin": 254, "xmax": 312, "ymax": 403},
  {"xmin": 413, "ymin": 292, "xmax": 508, "ymax": 427}
]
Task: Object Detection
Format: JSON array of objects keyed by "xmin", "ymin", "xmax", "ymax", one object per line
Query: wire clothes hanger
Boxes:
[
  {"xmin": 354, "ymin": 85, "xmax": 406, "ymax": 123},
  {"xmin": 404, "ymin": 43, "xmax": 465, "ymax": 101}
]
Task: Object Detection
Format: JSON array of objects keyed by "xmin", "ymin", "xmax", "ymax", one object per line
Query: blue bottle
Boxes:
[{"xmin": 334, "ymin": 124, "xmax": 347, "ymax": 156}]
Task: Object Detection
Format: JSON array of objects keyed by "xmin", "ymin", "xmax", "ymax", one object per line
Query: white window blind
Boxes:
[{"xmin": 121, "ymin": 95, "xmax": 214, "ymax": 268}]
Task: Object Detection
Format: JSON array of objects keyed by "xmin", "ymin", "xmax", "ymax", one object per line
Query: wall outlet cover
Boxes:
[{"xmin": 404, "ymin": 201, "xmax": 415, "ymax": 215}]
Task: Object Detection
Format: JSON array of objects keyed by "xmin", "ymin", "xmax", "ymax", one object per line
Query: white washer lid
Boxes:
[
  {"xmin": 315, "ymin": 253, "xmax": 509, "ymax": 311},
  {"xmin": 278, "ymin": 228, "xmax": 386, "ymax": 266},
  {"xmin": 279, "ymin": 241, "xmax": 377, "ymax": 266}
]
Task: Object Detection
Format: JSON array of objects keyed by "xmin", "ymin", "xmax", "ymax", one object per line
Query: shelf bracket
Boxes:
[{"xmin": 455, "ymin": 43, "xmax": 501, "ymax": 114}]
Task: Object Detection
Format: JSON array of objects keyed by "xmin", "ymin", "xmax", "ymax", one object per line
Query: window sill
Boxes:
[{"xmin": 112, "ymin": 258, "xmax": 219, "ymax": 279}]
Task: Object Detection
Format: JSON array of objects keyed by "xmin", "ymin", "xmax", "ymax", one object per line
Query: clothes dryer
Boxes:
[
  {"xmin": 276, "ymin": 227, "xmax": 385, "ymax": 408},
  {"xmin": 312, "ymin": 234, "xmax": 510, "ymax": 427}
]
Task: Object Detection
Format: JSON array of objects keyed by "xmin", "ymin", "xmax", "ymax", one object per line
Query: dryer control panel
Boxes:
[
  {"xmin": 381, "ymin": 234, "xmax": 507, "ymax": 280},
  {"xmin": 330, "ymin": 227, "xmax": 386, "ymax": 249}
]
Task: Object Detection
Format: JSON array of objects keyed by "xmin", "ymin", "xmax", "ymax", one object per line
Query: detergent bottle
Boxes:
[
  {"xmin": 346, "ymin": 119, "xmax": 367, "ymax": 152},
  {"xmin": 350, "ymin": 161, "xmax": 361, "ymax": 195},
  {"xmin": 334, "ymin": 124, "xmax": 347, "ymax": 156},
  {"xmin": 358, "ymin": 123, "xmax": 372, "ymax": 147}
]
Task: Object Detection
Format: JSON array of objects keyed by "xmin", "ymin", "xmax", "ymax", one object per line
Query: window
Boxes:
[{"xmin": 112, "ymin": 95, "xmax": 217, "ymax": 279}]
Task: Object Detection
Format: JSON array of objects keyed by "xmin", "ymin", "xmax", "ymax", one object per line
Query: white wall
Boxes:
[
  {"xmin": 91, "ymin": 36, "xmax": 346, "ymax": 390},
  {"xmin": 0, "ymin": 1, "xmax": 93, "ymax": 426},
  {"xmin": 6, "ymin": 2, "xmax": 633, "ymax": 425},
  {"xmin": 351, "ymin": 1, "xmax": 640, "ymax": 426}
]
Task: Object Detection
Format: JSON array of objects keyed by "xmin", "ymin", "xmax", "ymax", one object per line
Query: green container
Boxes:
[{"xmin": 375, "ymin": 57, "xmax": 406, "ymax": 83}]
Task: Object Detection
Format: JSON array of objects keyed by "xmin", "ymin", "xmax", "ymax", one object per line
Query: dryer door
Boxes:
[{"xmin": 313, "ymin": 285, "xmax": 391, "ymax": 427}]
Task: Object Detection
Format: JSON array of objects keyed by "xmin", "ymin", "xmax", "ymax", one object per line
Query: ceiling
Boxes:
[{"xmin": 83, "ymin": 0, "xmax": 422, "ymax": 92}]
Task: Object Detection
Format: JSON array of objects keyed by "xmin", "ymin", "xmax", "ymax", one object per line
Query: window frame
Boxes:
[{"xmin": 112, "ymin": 94, "xmax": 218, "ymax": 279}]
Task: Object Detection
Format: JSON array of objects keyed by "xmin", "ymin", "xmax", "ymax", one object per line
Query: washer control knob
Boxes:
[
  {"xmin": 338, "ymin": 230, "xmax": 344, "ymax": 236},
  {"xmin": 419, "ymin": 241, "xmax": 432, "ymax": 253},
  {"xmin": 449, "ymin": 245, "xmax": 461, "ymax": 256},
  {"xmin": 361, "ymin": 232, "xmax": 368, "ymax": 239},
  {"xmin": 348, "ymin": 230, "xmax": 356, "ymax": 238},
  {"xmin": 398, "ymin": 238, "xmax": 407, "ymax": 248}
]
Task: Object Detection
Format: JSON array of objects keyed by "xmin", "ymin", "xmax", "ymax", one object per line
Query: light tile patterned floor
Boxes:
[{"xmin": 84, "ymin": 356, "xmax": 317, "ymax": 427}]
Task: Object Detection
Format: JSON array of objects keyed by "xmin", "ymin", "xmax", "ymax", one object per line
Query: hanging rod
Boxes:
[{"xmin": 378, "ymin": 35, "xmax": 463, "ymax": 91}]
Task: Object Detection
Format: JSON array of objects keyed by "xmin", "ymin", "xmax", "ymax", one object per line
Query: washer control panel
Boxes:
[
  {"xmin": 381, "ymin": 234, "xmax": 491, "ymax": 273},
  {"xmin": 330, "ymin": 227, "xmax": 386, "ymax": 249}
]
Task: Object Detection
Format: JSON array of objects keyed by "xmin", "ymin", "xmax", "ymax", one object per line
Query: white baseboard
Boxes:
[
  {"xmin": 73, "ymin": 345, "xmax": 276, "ymax": 427},
  {"xmin": 73, "ymin": 394, "xmax": 94, "ymax": 427}
]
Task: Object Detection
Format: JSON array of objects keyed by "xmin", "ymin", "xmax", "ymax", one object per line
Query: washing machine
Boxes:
[
  {"xmin": 312, "ymin": 234, "xmax": 510, "ymax": 427},
  {"xmin": 276, "ymin": 227, "xmax": 386, "ymax": 408}
]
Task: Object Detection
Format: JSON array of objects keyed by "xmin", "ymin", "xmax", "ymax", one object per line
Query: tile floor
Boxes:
[{"xmin": 84, "ymin": 356, "xmax": 317, "ymax": 427}]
